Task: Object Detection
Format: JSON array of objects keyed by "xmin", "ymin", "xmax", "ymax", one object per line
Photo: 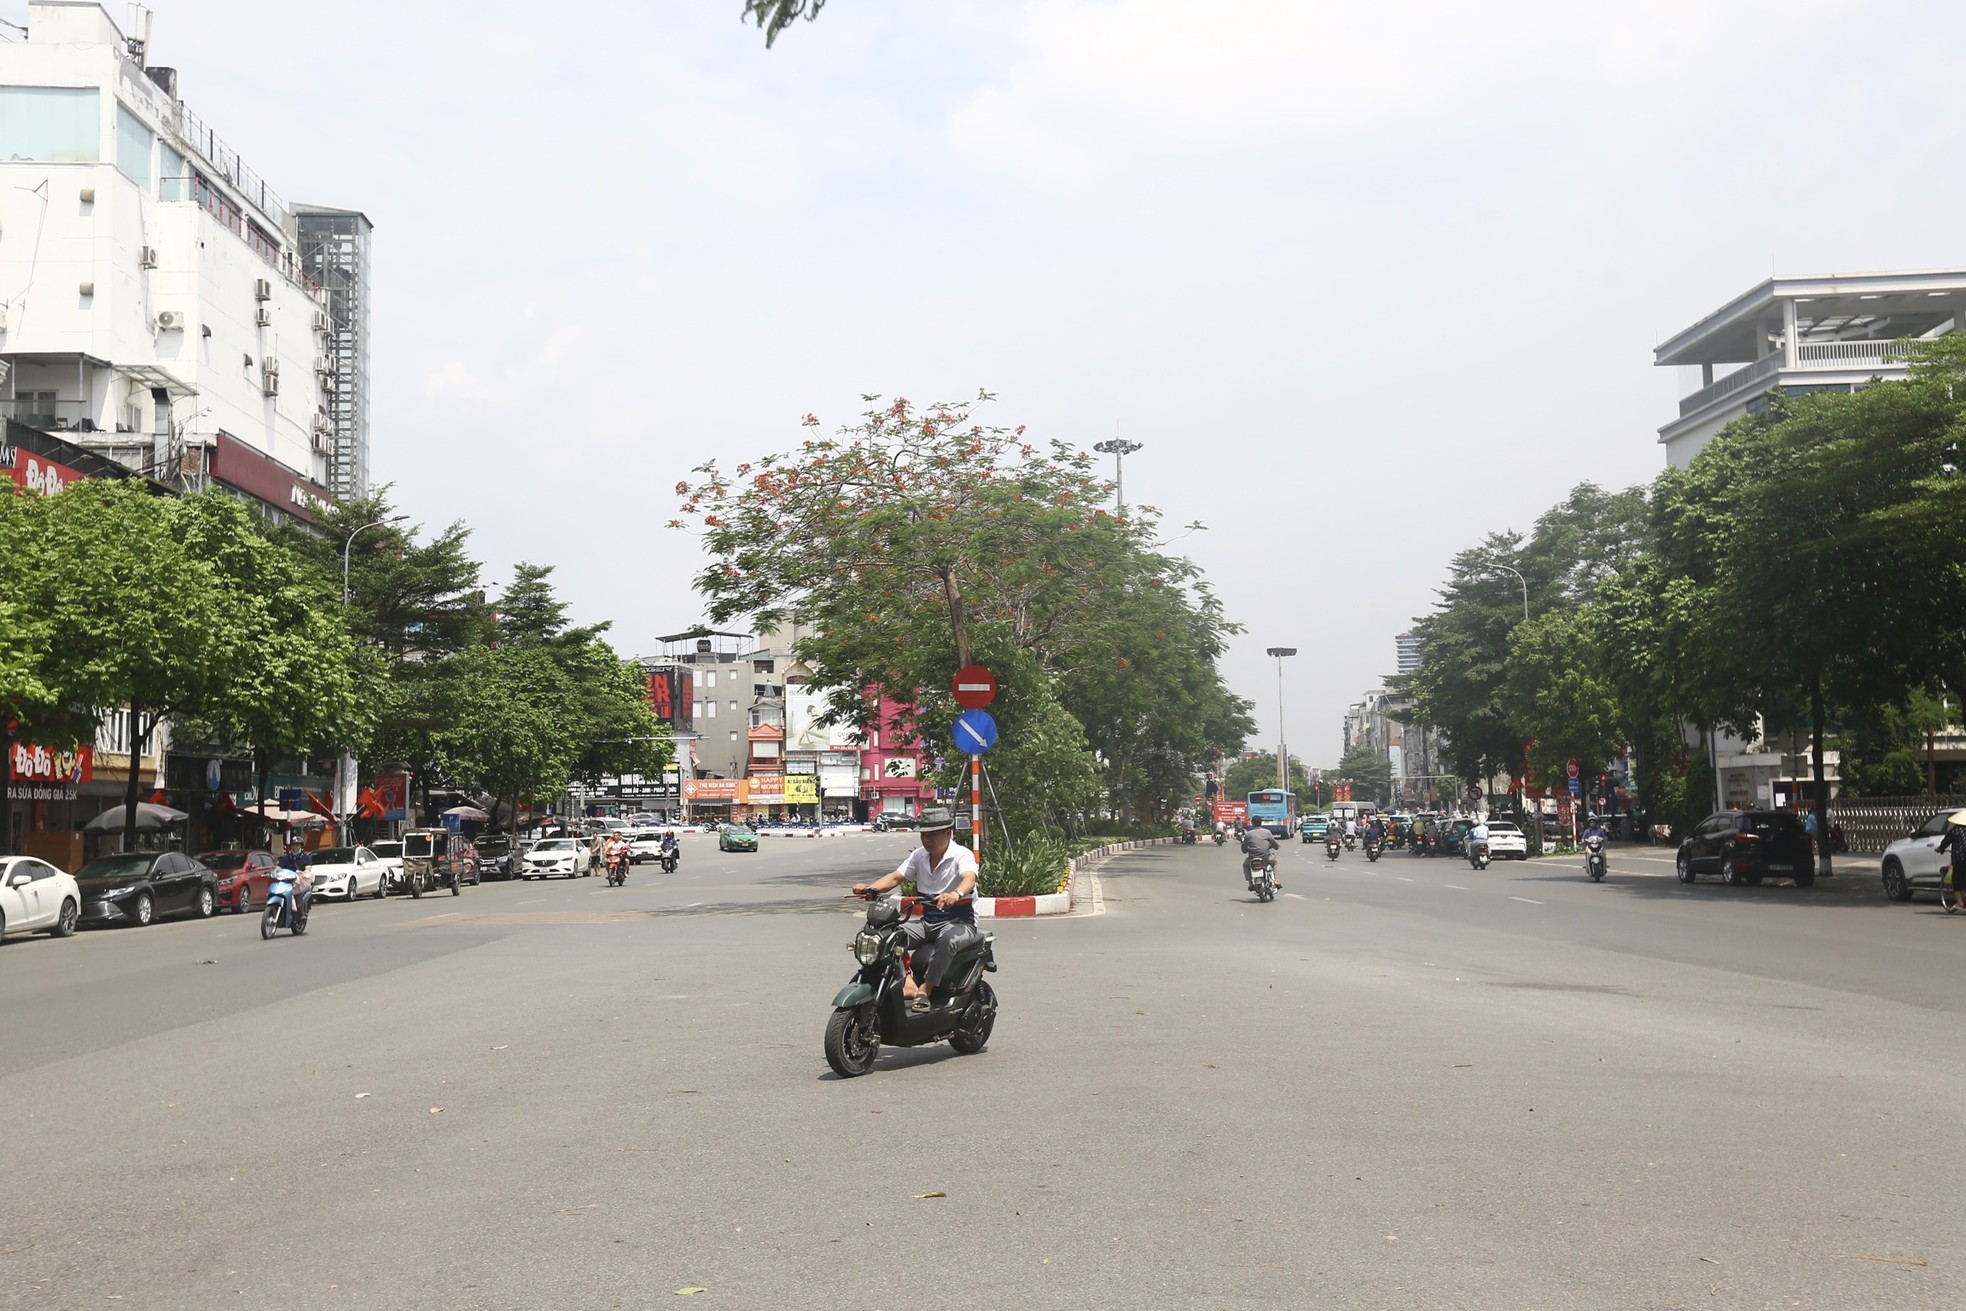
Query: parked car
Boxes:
[
  {"xmin": 308, "ymin": 846, "xmax": 388, "ymax": 900},
  {"xmin": 0, "ymin": 855, "xmax": 82, "ymax": 940},
  {"xmin": 198, "ymin": 849, "xmax": 278, "ymax": 914},
  {"xmin": 523, "ymin": 838, "xmax": 591, "ymax": 879},
  {"xmin": 1436, "ymin": 818, "xmax": 1474, "ymax": 857},
  {"xmin": 1483, "ymin": 820, "xmax": 1529, "ymax": 860},
  {"xmin": 74, "ymin": 851, "xmax": 218, "ymax": 927},
  {"xmin": 370, "ymin": 839, "xmax": 405, "ymax": 888},
  {"xmin": 1881, "ymin": 811, "xmax": 1957, "ymax": 901},
  {"xmin": 474, "ymin": 834, "xmax": 521, "ymax": 881},
  {"xmin": 719, "ymin": 823, "xmax": 760, "ymax": 853},
  {"xmin": 1676, "ymin": 810, "xmax": 1815, "ymax": 886},
  {"xmin": 628, "ymin": 831, "xmax": 671, "ymax": 864}
]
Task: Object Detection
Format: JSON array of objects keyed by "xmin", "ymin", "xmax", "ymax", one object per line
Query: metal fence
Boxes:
[{"xmin": 1828, "ymin": 795, "xmax": 1966, "ymax": 853}]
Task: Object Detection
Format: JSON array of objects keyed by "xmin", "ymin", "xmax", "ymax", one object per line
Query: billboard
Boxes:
[{"xmin": 644, "ymin": 667, "xmax": 694, "ymax": 730}]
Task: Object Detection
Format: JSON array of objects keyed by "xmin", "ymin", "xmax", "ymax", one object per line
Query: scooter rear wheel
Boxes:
[{"xmin": 950, "ymin": 983, "xmax": 996, "ymax": 1054}]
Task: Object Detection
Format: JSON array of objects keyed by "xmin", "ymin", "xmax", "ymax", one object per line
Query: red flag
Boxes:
[{"xmin": 302, "ymin": 788, "xmax": 336, "ymax": 819}]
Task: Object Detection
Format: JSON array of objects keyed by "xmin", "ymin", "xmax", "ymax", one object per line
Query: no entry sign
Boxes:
[{"xmin": 952, "ymin": 665, "xmax": 997, "ymax": 709}]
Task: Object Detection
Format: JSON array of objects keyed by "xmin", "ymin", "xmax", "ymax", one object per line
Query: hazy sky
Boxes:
[{"xmin": 60, "ymin": 0, "xmax": 1966, "ymax": 763}]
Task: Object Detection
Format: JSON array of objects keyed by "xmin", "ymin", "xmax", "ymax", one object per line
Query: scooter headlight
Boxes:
[{"xmin": 853, "ymin": 931, "xmax": 883, "ymax": 965}]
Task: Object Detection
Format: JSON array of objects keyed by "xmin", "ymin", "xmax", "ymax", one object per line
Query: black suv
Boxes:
[
  {"xmin": 1676, "ymin": 810, "xmax": 1815, "ymax": 887},
  {"xmin": 474, "ymin": 834, "xmax": 518, "ymax": 880}
]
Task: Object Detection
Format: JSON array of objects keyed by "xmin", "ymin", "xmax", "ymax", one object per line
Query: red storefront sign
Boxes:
[
  {"xmin": 0, "ymin": 445, "xmax": 86, "ymax": 495},
  {"xmin": 9, "ymin": 742, "xmax": 93, "ymax": 800},
  {"xmin": 209, "ymin": 432, "xmax": 332, "ymax": 524}
]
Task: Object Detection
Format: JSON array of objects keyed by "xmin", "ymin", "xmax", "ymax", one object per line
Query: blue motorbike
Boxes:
[{"xmin": 262, "ymin": 874, "xmax": 311, "ymax": 940}]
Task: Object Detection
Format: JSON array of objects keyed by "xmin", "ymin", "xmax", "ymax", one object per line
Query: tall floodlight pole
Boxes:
[
  {"xmin": 1266, "ymin": 647, "xmax": 1297, "ymax": 792},
  {"xmin": 1478, "ymin": 561, "xmax": 1529, "ymax": 622},
  {"xmin": 1093, "ymin": 437, "xmax": 1143, "ymax": 512},
  {"xmin": 337, "ymin": 519, "xmax": 388, "ymax": 840}
]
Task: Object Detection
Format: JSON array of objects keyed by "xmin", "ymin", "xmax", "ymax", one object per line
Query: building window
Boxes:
[
  {"xmin": 246, "ymin": 221, "xmax": 280, "ymax": 263},
  {"xmin": 705, "ymin": 670, "xmax": 716, "ymax": 689},
  {"xmin": 705, "ymin": 700, "xmax": 716, "ymax": 719},
  {"xmin": 0, "ymin": 87, "xmax": 100, "ymax": 163},
  {"xmin": 115, "ymin": 103, "xmax": 153, "ymax": 187},
  {"xmin": 729, "ymin": 699, "xmax": 738, "ymax": 712},
  {"xmin": 729, "ymin": 730, "xmax": 739, "ymax": 741},
  {"xmin": 159, "ymin": 143, "xmax": 187, "ymax": 201}
]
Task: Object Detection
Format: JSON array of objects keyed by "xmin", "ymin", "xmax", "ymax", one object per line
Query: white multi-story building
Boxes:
[
  {"xmin": 0, "ymin": 2, "xmax": 353, "ymax": 521},
  {"xmin": 1655, "ymin": 269, "xmax": 1966, "ymax": 468}
]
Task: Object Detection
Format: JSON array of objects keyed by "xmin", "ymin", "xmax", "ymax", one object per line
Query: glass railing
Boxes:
[{"xmin": 0, "ymin": 399, "xmax": 108, "ymax": 431}]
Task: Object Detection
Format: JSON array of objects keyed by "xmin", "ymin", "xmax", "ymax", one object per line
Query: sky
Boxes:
[{"xmin": 38, "ymin": 0, "xmax": 1966, "ymax": 764}]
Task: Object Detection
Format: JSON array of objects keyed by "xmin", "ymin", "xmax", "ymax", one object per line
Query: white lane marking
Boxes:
[
  {"xmin": 1283, "ymin": 892, "xmax": 1306, "ymax": 899},
  {"xmin": 1395, "ymin": 876, "xmax": 1414, "ymax": 883},
  {"xmin": 517, "ymin": 899, "xmax": 545, "ymax": 905},
  {"xmin": 1508, "ymin": 896, "xmax": 1544, "ymax": 905},
  {"xmin": 1445, "ymin": 884, "xmax": 1468, "ymax": 891},
  {"xmin": 420, "ymin": 911, "xmax": 459, "ymax": 920}
]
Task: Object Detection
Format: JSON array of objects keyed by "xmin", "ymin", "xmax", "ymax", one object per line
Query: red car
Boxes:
[{"xmin": 198, "ymin": 850, "xmax": 279, "ymax": 914}]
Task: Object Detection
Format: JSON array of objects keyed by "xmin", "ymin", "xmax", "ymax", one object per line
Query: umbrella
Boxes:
[
  {"xmin": 442, "ymin": 804, "xmax": 490, "ymax": 822},
  {"xmin": 244, "ymin": 802, "xmax": 330, "ymax": 827},
  {"xmin": 83, "ymin": 802, "xmax": 188, "ymax": 833}
]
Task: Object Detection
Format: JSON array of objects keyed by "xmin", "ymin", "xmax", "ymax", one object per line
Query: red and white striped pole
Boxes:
[{"xmin": 970, "ymin": 755, "xmax": 982, "ymax": 863}]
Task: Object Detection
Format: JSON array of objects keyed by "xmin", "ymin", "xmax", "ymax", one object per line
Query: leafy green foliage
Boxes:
[
  {"xmin": 742, "ymin": 0, "xmax": 824, "ymax": 47},
  {"xmin": 677, "ymin": 392, "xmax": 1249, "ymax": 840}
]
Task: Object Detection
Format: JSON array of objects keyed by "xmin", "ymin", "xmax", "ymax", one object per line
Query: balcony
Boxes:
[
  {"xmin": 1676, "ymin": 338, "xmax": 1926, "ymax": 419},
  {"xmin": 0, "ymin": 399, "xmax": 108, "ymax": 432}
]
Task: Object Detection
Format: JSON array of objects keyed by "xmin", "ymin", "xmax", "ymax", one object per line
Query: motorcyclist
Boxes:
[
  {"xmin": 1365, "ymin": 815, "xmax": 1387, "ymax": 849},
  {"xmin": 851, "ymin": 807, "xmax": 978, "ymax": 1013},
  {"xmin": 604, "ymin": 833, "xmax": 629, "ymax": 877},
  {"xmin": 277, "ymin": 840, "xmax": 314, "ymax": 924},
  {"xmin": 1240, "ymin": 822, "xmax": 1281, "ymax": 891},
  {"xmin": 659, "ymin": 829, "xmax": 679, "ymax": 857},
  {"xmin": 1469, "ymin": 816, "xmax": 1491, "ymax": 864},
  {"xmin": 1583, "ymin": 815, "xmax": 1609, "ymax": 844}
]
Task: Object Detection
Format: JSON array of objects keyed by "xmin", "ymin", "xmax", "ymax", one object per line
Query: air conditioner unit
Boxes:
[
  {"xmin": 139, "ymin": 245, "xmax": 159, "ymax": 269},
  {"xmin": 311, "ymin": 428, "xmax": 332, "ymax": 455},
  {"xmin": 0, "ymin": 306, "xmax": 9, "ymax": 332},
  {"xmin": 311, "ymin": 310, "xmax": 332, "ymax": 334},
  {"xmin": 264, "ymin": 356, "xmax": 280, "ymax": 375},
  {"xmin": 314, "ymin": 355, "xmax": 335, "ymax": 377},
  {"xmin": 253, "ymin": 278, "xmax": 272, "ymax": 301},
  {"xmin": 155, "ymin": 310, "xmax": 183, "ymax": 331},
  {"xmin": 254, "ymin": 306, "xmax": 272, "ymax": 327},
  {"xmin": 311, "ymin": 411, "xmax": 332, "ymax": 437},
  {"xmin": 261, "ymin": 368, "xmax": 280, "ymax": 397}
]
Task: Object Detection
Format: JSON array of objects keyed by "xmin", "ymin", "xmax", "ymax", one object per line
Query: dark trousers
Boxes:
[{"xmin": 901, "ymin": 917, "xmax": 980, "ymax": 988}]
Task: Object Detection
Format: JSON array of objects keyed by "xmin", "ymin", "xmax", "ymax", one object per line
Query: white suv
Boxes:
[
  {"xmin": 1483, "ymin": 820, "xmax": 1529, "ymax": 860},
  {"xmin": 1881, "ymin": 811, "xmax": 1954, "ymax": 902}
]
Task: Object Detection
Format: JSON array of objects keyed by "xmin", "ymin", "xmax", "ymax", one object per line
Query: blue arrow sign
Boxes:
[
  {"xmin": 1567, "ymin": 776, "xmax": 1582, "ymax": 796},
  {"xmin": 952, "ymin": 709, "xmax": 999, "ymax": 754}
]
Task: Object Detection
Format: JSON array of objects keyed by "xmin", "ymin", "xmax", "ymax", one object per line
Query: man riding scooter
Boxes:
[
  {"xmin": 1241, "ymin": 822, "xmax": 1281, "ymax": 892},
  {"xmin": 850, "ymin": 808, "xmax": 979, "ymax": 1013}
]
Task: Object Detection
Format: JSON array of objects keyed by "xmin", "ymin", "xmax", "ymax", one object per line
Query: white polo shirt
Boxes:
[{"xmin": 895, "ymin": 841, "xmax": 978, "ymax": 897}]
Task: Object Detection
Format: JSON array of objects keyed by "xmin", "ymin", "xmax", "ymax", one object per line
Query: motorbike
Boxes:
[
  {"xmin": 659, "ymin": 844, "xmax": 680, "ymax": 874},
  {"xmin": 262, "ymin": 872, "xmax": 309, "ymax": 940},
  {"xmin": 1364, "ymin": 839, "xmax": 1382, "ymax": 863},
  {"xmin": 825, "ymin": 892, "xmax": 997, "ymax": 1078},
  {"xmin": 1212, "ymin": 830, "xmax": 1226, "ymax": 847},
  {"xmin": 1585, "ymin": 834, "xmax": 1607, "ymax": 882},
  {"xmin": 1468, "ymin": 840, "xmax": 1491, "ymax": 871},
  {"xmin": 1325, "ymin": 836, "xmax": 1341, "ymax": 862},
  {"xmin": 1342, "ymin": 831, "xmax": 1357, "ymax": 851},
  {"xmin": 605, "ymin": 851, "xmax": 628, "ymax": 887},
  {"xmin": 1244, "ymin": 853, "xmax": 1278, "ymax": 902},
  {"xmin": 1180, "ymin": 827, "xmax": 1197, "ymax": 845}
]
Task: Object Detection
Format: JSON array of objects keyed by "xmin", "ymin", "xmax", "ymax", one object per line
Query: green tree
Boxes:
[
  {"xmin": 742, "ymin": 0, "xmax": 824, "ymax": 46},
  {"xmin": 676, "ymin": 392, "xmax": 1249, "ymax": 843},
  {"xmin": 1499, "ymin": 610, "xmax": 1626, "ymax": 793},
  {"xmin": 1333, "ymin": 744, "xmax": 1392, "ymax": 806}
]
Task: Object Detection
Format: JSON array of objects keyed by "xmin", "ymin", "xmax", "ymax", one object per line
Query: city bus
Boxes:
[{"xmin": 1247, "ymin": 788, "xmax": 1298, "ymax": 837}]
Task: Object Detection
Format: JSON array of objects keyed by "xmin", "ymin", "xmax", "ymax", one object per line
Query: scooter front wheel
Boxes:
[
  {"xmin": 261, "ymin": 903, "xmax": 279, "ymax": 940},
  {"xmin": 824, "ymin": 1006, "xmax": 881, "ymax": 1077}
]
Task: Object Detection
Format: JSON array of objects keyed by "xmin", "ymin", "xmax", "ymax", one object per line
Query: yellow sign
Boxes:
[{"xmin": 784, "ymin": 775, "xmax": 818, "ymax": 804}]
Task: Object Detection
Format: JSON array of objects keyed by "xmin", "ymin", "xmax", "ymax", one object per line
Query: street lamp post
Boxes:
[
  {"xmin": 1265, "ymin": 646, "xmax": 1297, "ymax": 793},
  {"xmin": 1093, "ymin": 438, "xmax": 1143, "ymax": 513},
  {"xmin": 342, "ymin": 518, "xmax": 390, "ymax": 606},
  {"xmin": 1478, "ymin": 561, "xmax": 1529, "ymax": 622}
]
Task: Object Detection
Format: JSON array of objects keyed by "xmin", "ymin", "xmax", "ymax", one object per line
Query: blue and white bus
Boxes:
[{"xmin": 1246, "ymin": 788, "xmax": 1298, "ymax": 837}]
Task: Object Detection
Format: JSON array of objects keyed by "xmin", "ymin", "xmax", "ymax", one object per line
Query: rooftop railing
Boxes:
[{"xmin": 1676, "ymin": 338, "xmax": 1927, "ymax": 418}]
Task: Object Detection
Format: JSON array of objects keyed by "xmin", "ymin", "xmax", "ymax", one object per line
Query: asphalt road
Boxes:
[{"xmin": 5, "ymin": 834, "xmax": 1963, "ymax": 1310}]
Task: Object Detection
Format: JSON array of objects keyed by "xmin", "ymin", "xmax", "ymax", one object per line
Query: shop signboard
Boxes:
[
  {"xmin": 784, "ymin": 775, "xmax": 818, "ymax": 804},
  {"xmin": 682, "ymin": 778, "xmax": 742, "ymax": 803},
  {"xmin": 9, "ymin": 741, "xmax": 93, "ymax": 801},
  {"xmin": 643, "ymin": 667, "xmax": 694, "ymax": 730},
  {"xmin": 1, "ymin": 444, "xmax": 86, "ymax": 495},
  {"xmin": 209, "ymin": 432, "xmax": 332, "ymax": 525},
  {"xmin": 747, "ymin": 774, "xmax": 785, "ymax": 804}
]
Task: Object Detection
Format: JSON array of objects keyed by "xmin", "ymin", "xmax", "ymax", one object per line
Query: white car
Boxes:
[
  {"xmin": 524, "ymin": 838, "xmax": 591, "ymax": 879},
  {"xmin": 1881, "ymin": 811, "xmax": 1955, "ymax": 902},
  {"xmin": 307, "ymin": 846, "xmax": 388, "ymax": 900},
  {"xmin": 369, "ymin": 839, "xmax": 405, "ymax": 888},
  {"xmin": 0, "ymin": 855, "xmax": 82, "ymax": 940},
  {"xmin": 1481, "ymin": 821, "xmax": 1529, "ymax": 860},
  {"xmin": 629, "ymin": 831, "xmax": 676, "ymax": 864}
]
